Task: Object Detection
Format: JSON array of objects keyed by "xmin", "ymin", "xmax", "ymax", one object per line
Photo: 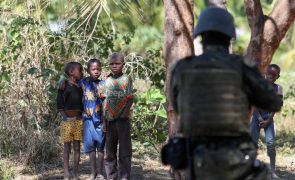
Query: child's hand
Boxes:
[
  {"xmin": 120, "ymin": 109, "xmax": 131, "ymax": 118},
  {"xmin": 259, "ymin": 120, "xmax": 270, "ymax": 128},
  {"xmin": 102, "ymin": 121, "xmax": 107, "ymax": 132},
  {"xmin": 103, "ymin": 124, "xmax": 107, "ymax": 132}
]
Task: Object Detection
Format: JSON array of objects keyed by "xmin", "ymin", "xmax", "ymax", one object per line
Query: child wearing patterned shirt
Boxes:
[
  {"xmin": 80, "ymin": 59, "xmax": 105, "ymax": 180},
  {"xmin": 103, "ymin": 53, "xmax": 134, "ymax": 180}
]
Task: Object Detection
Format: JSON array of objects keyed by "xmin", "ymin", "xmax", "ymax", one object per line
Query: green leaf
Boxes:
[{"xmin": 155, "ymin": 109, "xmax": 167, "ymax": 119}]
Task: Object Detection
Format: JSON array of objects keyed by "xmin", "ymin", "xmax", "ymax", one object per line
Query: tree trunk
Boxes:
[
  {"xmin": 244, "ymin": 0, "xmax": 295, "ymax": 73},
  {"xmin": 164, "ymin": 0, "xmax": 194, "ymax": 138},
  {"xmin": 164, "ymin": 1, "xmax": 194, "ymax": 179}
]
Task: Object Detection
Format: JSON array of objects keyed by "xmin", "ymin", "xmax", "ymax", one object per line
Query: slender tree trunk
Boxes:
[
  {"xmin": 164, "ymin": 0, "xmax": 194, "ymax": 138},
  {"xmin": 245, "ymin": 0, "xmax": 295, "ymax": 73},
  {"xmin": 164, "ymin": 1, "xmax": 194, "ymax": 179}
]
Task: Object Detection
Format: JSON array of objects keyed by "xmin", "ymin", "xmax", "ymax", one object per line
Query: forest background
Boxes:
[{"xmin": 0, "ymin": 0, "xmax": 294, "ymax": 179}]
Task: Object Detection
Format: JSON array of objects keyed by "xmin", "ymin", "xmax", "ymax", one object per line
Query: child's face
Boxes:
[
  {"xmin": 266, "ymin": 67, "xmax": 279, "ymax": 83},
  {"xmin": 71, "ymin": 66, "xmax": 83, "ymax": 80},
  {"xmin": 109, "ymin": 58, "xmax": 123, "ymax": 75},
  {"xmin": 88, "ymin": 62, "xmax": 101, "ymax": 79}
]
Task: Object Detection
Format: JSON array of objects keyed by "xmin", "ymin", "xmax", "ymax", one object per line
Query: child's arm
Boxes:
[
  {"xmin": 253, "ymin": 108, "xmax": 263, "ymax": 122},
  {"xmin": 57, "ymin": 81, "xmax": 67, "ymax": 120},
  {"xmin": 121, "ymin": 76, "xmax": 134, "ymax": 118},
  {"xmin": 101, "ymin": 108, "xmax": 108, "ymax": 132},
  {"xmin": 260, "ymin": 112, "xmax": 275, "ymax": 128},
  {"xmin": 254, "ymin": 107, "xmax": 271, "ymax": 128},
  {"xmin": 121, "ymin": 99, "xmax": 134, "ymax": 118}
]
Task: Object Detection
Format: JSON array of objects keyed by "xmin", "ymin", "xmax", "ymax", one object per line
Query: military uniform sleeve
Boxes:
[{"xmin": 243, "ymin": 64, "xmax": 282, "ymax": 112}]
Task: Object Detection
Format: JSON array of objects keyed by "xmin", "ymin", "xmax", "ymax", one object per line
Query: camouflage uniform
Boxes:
[
  {"xmin": 163, "ymin": 7, "xmax": 282, "ymax": 180},
  {"xmin": 170, "ymin": 48, "xmax": 282, "ymax": 180}
]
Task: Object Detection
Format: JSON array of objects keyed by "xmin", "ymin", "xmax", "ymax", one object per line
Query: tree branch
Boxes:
[
  {"xmin": 244, "ymin": 0, "xmax": 265, "ymax": 62},
  {"xmin": 164, "ymin": 0, "xmax": 194, "ymax": 138},
  {"xmin": 244, "ymin": 0, "xmax": 264, "ymax": 32},
  {"xmin": 260, "ymin": 0, "xmax": 295, "ymax": 71},
  {"xmin": 245, "ymin": 0, "xmax": 295, "ymax": 73}
]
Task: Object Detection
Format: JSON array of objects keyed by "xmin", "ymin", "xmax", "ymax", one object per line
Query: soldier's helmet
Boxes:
[{"xmin": 194, "ymin": 7, "xmax": 236, "ymax": 38}]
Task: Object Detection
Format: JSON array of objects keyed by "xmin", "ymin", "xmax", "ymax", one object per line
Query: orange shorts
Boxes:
[{"xmin": 60, "ymin": 117, "xmax": 83, "ymax": 143}]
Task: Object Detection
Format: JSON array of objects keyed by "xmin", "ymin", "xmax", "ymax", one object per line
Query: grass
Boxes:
[{"xmin": 0, "ymin": 160, "xmax": 14, "ymax": 180}]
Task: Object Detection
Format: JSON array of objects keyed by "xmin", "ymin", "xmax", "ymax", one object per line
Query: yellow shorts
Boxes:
[{"xmin": 60, "ymin": 117, "xmax": 83, "ymax": 143}]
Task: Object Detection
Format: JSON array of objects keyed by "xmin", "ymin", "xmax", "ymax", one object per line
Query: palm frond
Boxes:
[{"xmin": 66, "ymin": 0, "xmax": 142, "ymax": 32}]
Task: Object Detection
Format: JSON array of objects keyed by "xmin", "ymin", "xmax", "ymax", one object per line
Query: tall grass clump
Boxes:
[{"xmin": 0, "ymin": 16, "xmax": 62, "ymax": 164}]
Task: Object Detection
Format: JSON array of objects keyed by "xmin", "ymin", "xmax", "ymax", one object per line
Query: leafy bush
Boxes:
[
  {"xmin": 131, "ymin": 88, "xmax": 167, "ymax": 146},
  {"xmin": 282, "ymin": 84, "xmax": 295, "ymax": 116},
  {"xmin": 0, "ymin": 6, "xmax": 166, "ymax": 165}
]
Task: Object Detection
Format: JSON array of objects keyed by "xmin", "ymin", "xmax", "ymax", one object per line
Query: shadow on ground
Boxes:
[
  {"xmin": 16, "ymin": 153, "xmax": 171, "ymax": 180},
  {"xmin": 276, "ymin": 166, "xmax": 295, "ymax": 180}
]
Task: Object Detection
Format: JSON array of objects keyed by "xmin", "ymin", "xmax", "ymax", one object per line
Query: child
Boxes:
[
  {"xmin": 250, "ymin": 64, "xmax": 283, "ymax": 179},
  {"xmin": 103, "ymin": 53, "xmax": 134, "ymax": 180},
  {"xmin": 57, "ymin": 62, "xmax": 84, "ymax": 180},
  {"xmin": 80, "ymin": 59, "xmax": 105, "ymax": 180}
]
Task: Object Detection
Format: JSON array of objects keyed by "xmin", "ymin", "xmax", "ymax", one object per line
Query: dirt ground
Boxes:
[
  {"xmin": 257, "ymin": 150, "xmax": 295, "ymax": 180},
  {"xmin": 13, "ymin": 149, "xmax": 295, "ymax": 180},
  {"xmin": 14, "ymin": 153, "xmax": 172, "ymax": 180}
]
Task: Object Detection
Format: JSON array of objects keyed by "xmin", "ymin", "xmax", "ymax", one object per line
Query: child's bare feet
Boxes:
[
  {"xmin": 90, "ymin": 173, "xmax": 96, "ymax": 180},
  {"xmin": 64, "ymin": 172, "xmax": 70, "ymax": 180},
  {"xmin": 271, "ymin": 172, "xmax": 279, "ymax": 179},
  {"xmin": 95, "ymin": 173, "xmax": 104, "ymax": 180},
  {"xmin": 72, "ymin": 172, "xmax": 80, "ymax": 180}
]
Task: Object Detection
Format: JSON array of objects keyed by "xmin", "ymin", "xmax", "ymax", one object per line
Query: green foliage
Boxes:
[
  {"xmin": 132, "ymin": 88, "xmax": 167, "ymax": 145},
  {"xmin": 0, "ymin": 161, "xmax": 14, "ymax": 180},
  {"xmin": 281, "ymin": 84, "xmax": 295, "ymax": 117},
  {"xmin": 0, "ymin": 0, "xmax": 165, "ymax": 165},
  {"xmin": 114, "ymin": 26, "xmax": 165, "ymax": 88}
]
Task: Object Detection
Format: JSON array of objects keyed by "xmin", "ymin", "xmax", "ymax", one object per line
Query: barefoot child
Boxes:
[
  {"xmin": 103, "ymin": 53, "xmax": 134, "ymax": 180},
  {"xmin": 80, "ymin": 59, "xmax": 105, "ymax": 180},
  {"xmin": 57, "ymin": 62, "xmax": 84, "ymax": 180},
  {"xmin": 250, "ymin": 64, "xmax": 283, "ymax": 179}
]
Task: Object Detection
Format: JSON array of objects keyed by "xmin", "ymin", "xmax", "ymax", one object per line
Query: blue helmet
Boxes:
[{"xmin": 194, "ymin": 7, "xmax": 236, "ymax": 38}]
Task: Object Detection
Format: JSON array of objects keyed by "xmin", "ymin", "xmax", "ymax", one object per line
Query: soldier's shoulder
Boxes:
[
  {"xmin": 242, "ymin": 57, "xmax": 260, "ymax": 68},
  {"xmin": 227, "ymin": 53, "xmax": 244, "ymax": 62},
  {"xmin": 172, "ymin": 56, "xmax": 196, "ymax": 71}
]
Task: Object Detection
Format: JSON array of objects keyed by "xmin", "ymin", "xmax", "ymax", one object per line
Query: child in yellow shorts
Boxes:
[{"xmin": 57, "ymin": 62, "xmax": 84, "ymax": 180}]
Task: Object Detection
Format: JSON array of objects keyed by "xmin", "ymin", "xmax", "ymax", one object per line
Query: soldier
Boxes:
[{"xmin": 161, "ymin": 7, "xmax": 282, "ymax": 180}]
